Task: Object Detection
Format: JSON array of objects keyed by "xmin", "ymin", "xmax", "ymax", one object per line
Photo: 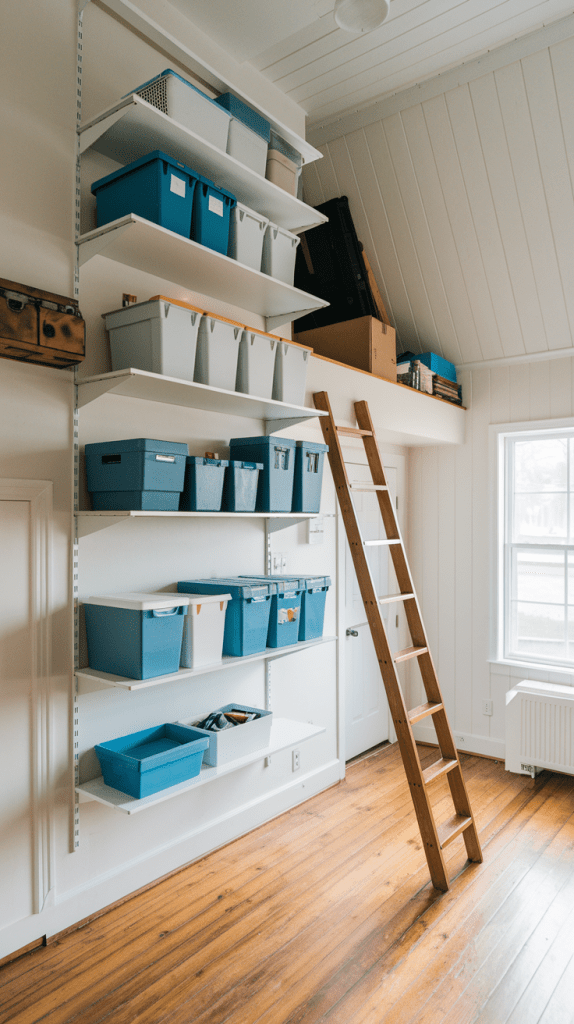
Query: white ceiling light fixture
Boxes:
[{"xmin": 334, "ymin": 0, "xmax": 390, "ymax": 33}]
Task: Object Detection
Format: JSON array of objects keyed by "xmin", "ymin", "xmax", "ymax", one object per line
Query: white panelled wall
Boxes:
[{"xmin": 303, "ymin": 30, "xmax": 574, "ymax": 369}]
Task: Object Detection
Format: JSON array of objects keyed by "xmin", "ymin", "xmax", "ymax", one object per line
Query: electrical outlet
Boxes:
[
  {"xmin": 483, "ymin": 699, "xmax": 493, "ymax": 716},
  {"xmin": 292, "ymin": 749, "xmax": 300, "ymax": 772},
  {"xmin": 272, "ymin": 552, "xmax": 286, "ymax": 573}
]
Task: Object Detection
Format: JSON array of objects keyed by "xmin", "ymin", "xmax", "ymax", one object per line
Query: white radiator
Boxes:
[{"xmin": 506, "ymin": 680, "xmax": 574, "ymax": 776}]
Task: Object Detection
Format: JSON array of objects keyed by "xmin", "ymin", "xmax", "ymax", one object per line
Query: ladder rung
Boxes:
[
  {"xmin": 349, "ymin": 484, "xmax": 389, "ymax": 492},
  {"xmin": 336, "ymin": 427, "xmax": 373, "ymax": 437},
  {"xmin": 408, "ymin": 701, "xmax": 444, "ymax": 724},
  {"xmin": 422, "ymin": 757, "xmax": 459, "ymax": 785},
  {"xmin": 437, "ymin": 814, "xmax": 474, "ymax": 849},
  {"xmin": 364, "ymin": 538, "xmax": 401, "ymax": 547},
  {"xmin": 379, "ymin": 592, "xmax": 415, "ymax": 605},
  {"xmin": 393, "ymin": 645, "xmax": 428, "ymax": 663}
]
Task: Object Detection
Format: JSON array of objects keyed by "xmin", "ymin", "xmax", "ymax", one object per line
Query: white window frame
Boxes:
[{"xmin": 490, "ymin": 417, "xmax": 574, "ymax": 676}]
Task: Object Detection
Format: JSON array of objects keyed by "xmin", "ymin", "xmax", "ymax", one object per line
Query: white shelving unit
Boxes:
[
  {"xmin": 80, "ymin": 96, "xmax": 327, "ymax": 234},
  {"xmin": 76, "ymin": 635, "xmax": 337, "ymax": 691},
  {"xmin": 76, "ymin": 719, "xmax": 326, "ymax": 814},
  {"xmin": 77, "ymin": 216, "xmax": 328, "ymax": 333},
  {"xmin": 75, "ymin": 17, "xmax": 331, "ymax": 830}
]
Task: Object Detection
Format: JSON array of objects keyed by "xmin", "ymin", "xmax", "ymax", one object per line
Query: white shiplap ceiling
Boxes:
[{"xmin": 173, "ymin": 0, "xmax": 574, "ymax": 128}]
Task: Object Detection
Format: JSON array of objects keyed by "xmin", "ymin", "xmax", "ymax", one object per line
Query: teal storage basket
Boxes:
[
  {"xmin": 85, "ymin": 437, "xmax": 188, "ymax": 511},
  {"xmin": 84, "ymin": 592, "xmax": 190, "ymax": 679},
  {"xmin": 95, "ymin": 723, "xmax": 209, "ymax": 798},
  {"xmin": 292, "ymin": 440, "xmax": 328, "ymax": 513},
  {"xmin": 192, "ymin": 175, "xmax": 236, "ymax": 255},
  {"xmin": 91, "ymin": 150, "xmax": 199, "ymax": 238},
  {"xmin": 229, "ymin": 435, "xmax": 296, "ymax": 512},
  {"xmin": 180, "ymin": 456, "xmax": 228, "ymax": 511},
  {"xmin": 238, "ymin": 576, "xmax": 302, "ymax": 648},
  {"xmin": 222, "ymin": 461, "xmax": 263, "ymax": 512}
]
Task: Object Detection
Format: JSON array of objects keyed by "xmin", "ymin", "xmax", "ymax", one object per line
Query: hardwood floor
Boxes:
[{"xmin": 2, "ymin": 744, "xmax": 574, "ymax": 1024}]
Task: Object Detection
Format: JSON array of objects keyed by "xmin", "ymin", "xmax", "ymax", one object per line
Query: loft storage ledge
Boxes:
[
  {"xmin": 77, "ymin": 216, "xmax": 328, "ymax": 332},
  {"xmin": 308, "ymin": 356, "xmax": 466, "ymax": 447},
  {"xmin": 80, "ymin": 97, "xmax": 327, "ymax": 234}
]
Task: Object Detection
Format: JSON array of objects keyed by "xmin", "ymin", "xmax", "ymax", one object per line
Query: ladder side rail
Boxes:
[{"xmin": 314, "ymin": 391, "xmax": 450, "ymax": 891}]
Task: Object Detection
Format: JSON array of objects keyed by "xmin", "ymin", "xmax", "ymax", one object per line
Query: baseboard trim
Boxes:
[{"xmin": 412, "ymin": 724, "xmax": 505, "ymax": 760}]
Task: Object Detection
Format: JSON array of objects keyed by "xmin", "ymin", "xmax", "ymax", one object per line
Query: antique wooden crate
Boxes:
[{"xmin": 0, "ymin": 277, "xmax": 85, "ymax": 368}]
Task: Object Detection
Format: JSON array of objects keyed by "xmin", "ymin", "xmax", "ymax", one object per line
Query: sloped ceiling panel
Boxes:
[{"xmin": 302, "ymin": 34, "xmax": 574, "ymax": 366}]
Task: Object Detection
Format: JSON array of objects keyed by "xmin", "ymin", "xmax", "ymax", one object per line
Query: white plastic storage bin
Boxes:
[
  {"xmin": 194, "ymin": 314, "xmax": 243, "ymax": 391},
  {"xmin": 228, "ymin": 203, "xmax": 268, "ymax": 271},
  {"xmin": 103, "ymin": 296, "xmax": 203, "ymax": 382},
  {"xmin": 261, "ymin": 223, "xmax": 300, "ymax": 285},
  {"xmin": 227, "ymin": 119, "xmax": 268, "ymax": 177},
  {"xmin": 192, "ymin": 704, "xmax": 272, "ymax": 766},
  {"xmin": 180, "ymin": 592, "xmax": 231, "ymax": 670},
  {"xmin": 130, "ymin": 70, "xmax": 231, "ymax": 153},
  {"xmin": 236, "ymin": 329, "xmax": 278, "ymax": 399},
  {"xmin": 272, "ymin": 340, "xmax": 312, "ymax": 406}
]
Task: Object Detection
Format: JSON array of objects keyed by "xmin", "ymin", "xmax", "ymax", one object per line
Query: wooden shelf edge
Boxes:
[{"xmin": 310, "ymin": 352, "xmax": 466, "ymax": 409}]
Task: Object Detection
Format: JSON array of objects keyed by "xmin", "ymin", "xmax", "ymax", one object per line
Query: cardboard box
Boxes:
[{"xmin": 294, "ymin": 316, "xmax": 396, "ymax": 382}]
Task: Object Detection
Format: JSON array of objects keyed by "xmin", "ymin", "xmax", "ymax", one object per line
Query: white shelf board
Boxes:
[
  {"xmin": 76, "ymin": 718, "xmax": 326, "ymax": 813},
  {"xmin": 80, "ymin": 97, "xmax": 328, "ymax": 234},
  {"xmin": 77, "ymin": 215, "xmax": 328, "ymax": 332},
  {"xmin": 75, "ymin": 510, "xmax": 319, "ymax": 538},
  {"xmin": 75, "ymin": 367, "xmax": 326, "ymax": 430},
  {"xmin": 76, "ymin": 636, "xmax": 337, "ymax": 692}
]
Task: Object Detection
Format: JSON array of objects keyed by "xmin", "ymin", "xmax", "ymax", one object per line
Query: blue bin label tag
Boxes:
[
  {"xmin": 170, "ymin": 174, "xmax": 186, "ymax": 197},
  {"xmin": 278, "ymin": 606, "xmax": 299, "ymax": 624},
  {"xmin": 208, "ymin": 195, "xmax": 224, "ymax": 217}
]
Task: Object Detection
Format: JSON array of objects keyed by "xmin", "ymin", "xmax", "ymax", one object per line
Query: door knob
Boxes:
[{"xmin": 346, "ymin": 628, "xmax": 359, "ymax": 637}]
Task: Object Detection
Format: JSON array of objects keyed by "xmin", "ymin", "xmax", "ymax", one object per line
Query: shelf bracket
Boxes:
[
  {"xmin": 264, "ymin": 416, "xmax": 317, "ymax": 434},
  {"xmin": 77, "ymin": 223, "xmax": 133, "ymax": 266},
  {"xmin": 265, "ymin": 308, "xmax": 324, "ymax": 333},
  {"xmin": 267, "ymin": 516, "xmax": 316, "ymax": 533},
  {"xmin": 79, "ymin": 101, "xmax": 132, "ymax": 154}
]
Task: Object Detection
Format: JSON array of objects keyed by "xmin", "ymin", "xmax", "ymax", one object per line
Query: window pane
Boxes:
[
  {"xmin": 514, "ymin": 438, "xmax": 567, "ymax": 492},
  {"xmin": 509, "ymin": 601, "xmax": 566, "ymax": 661},
  {"xmin": 515, "ymin": 549, "xmax": 564, "ymax": 604},
  {"xmin": 513, "ymin": 493, "xmax": 567, "ymax": 543}
]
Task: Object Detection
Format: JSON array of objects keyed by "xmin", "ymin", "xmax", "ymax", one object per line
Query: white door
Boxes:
[
  {"xmin": 344, "ymin": 454, "xmax": 405, "ymax": 761},
  {"xmin": 0, "ymin": 499, "xmax": 35, "ymax": 929}
]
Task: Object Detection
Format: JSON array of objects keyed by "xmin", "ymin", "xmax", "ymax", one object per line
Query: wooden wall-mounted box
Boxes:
[
  {"xmin": 0, "ymin": 278, "xmax": 85, "ymax": 368},
  {"xmin": 294, "ymin": 315, "xmax": 396, "ymax": 382}
]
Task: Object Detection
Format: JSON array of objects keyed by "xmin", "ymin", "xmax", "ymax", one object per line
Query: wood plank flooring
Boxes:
[{"xmin": 2, "ymin": 744, "xmax": 574, "ymax": 1024}]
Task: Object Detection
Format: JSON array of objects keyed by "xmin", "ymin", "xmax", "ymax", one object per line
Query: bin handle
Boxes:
[{"xmin": 151, "ymin": 606, "xmax": 180, "ymax": 617}]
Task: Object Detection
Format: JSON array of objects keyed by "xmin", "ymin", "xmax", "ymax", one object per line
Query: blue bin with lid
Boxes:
[
  {"xmin": 292, "ymin": 440, "xmax": 329, "ymax": 513},
  {"xmin": 215, "ymin": 93, "xmax": 270, "ymax": 142},
  {"xmin": 95, "ymin": 723, "xmax": 209, "ymax": 798},
  {"xmin": 85, "ymin": 438, "xmax": 188, "ymax": 511},
  {"xmin": 192, "ymin": 175, "xmax": 236, "ymax": 254},
  {"xmin": 238, "ymin": 577, "xmax": 302, "ymax": 648},
  {"xmin": 91, "ymin": 150, "xmax": 199, "ymax": 238},
  {"xmin": 222, "ymin": 461, "xmax": 263, "ymax": 512},
  {"xmin": 240, "ymin": 575, "xmax": 330, "ymax": 642},
  {"xmin": 178, "ymin": 578, "xmax": 272, "ymax": 656},
  {"xmin": 84, "ymin": 592, "xmax": 190, "ymax": 679},
  {"xmin": 180, "ymin": 456, "xmax": 229, "ymax": 511},
  {"xmin": 229, "ymin": 435, "xmax": 296, "ymax": 512},
  {"xmin": 417, "ymin": 351, "xmax": 457, "ymax": 383}
]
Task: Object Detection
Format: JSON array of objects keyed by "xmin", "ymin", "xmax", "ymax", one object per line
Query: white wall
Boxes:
[{"xmin": 406, "ymin": 358, "xmax": 574, "ymax": 760}]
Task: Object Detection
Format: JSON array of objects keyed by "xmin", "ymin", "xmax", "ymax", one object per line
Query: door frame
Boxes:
[
  {"xmin": 0, "ymin": 479, "xmax": 53, "ymax": 915},
  {"xmin": 335, "ymin": 444, "xmax": 407, "ymax": 764}
]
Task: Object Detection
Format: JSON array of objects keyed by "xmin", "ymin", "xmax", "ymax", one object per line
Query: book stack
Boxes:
[
  {"xmin": 433, "ymin": 373, "xmax": 462, "ymax": 405},
  {"xmin": 412, "ymin": 360, "xmax": 434, "ymax": 395}
]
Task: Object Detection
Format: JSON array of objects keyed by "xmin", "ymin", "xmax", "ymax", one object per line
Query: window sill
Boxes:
[{"xmin": 489, "ymin": 657, "xmax": 574, "ymax": 680}]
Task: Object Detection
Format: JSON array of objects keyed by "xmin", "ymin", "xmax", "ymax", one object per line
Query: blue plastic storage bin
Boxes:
[
  {"xmin": 417, "ymin": 351, "xmax": 457, "ymax": 383},
  {"xmin": 180, "ymin": 456, "xmax": 229, "ymax": 511},
  {"xmin": 238, "ymin": 577, "xmax": 302, "ymax": 648},
  {"xmin": 240, "ymin": 574, "xmax": 330, "ymax": 642},
  {"xmin": 178, "ymin": 579, "xmax": 272, "ymax": 656},
  {"xmin": 95, "ymin": 723, "xmax": 209, "ymax": 798},
  {"xmin": 292, "ymin": 440, "xmax": 329, "ymax": 513},
  {"xmin": 91, "ymin": 151, "xmax": 199, "ymax": 238},
  {"xmin": 85, "ymin": 437, "xmax": 188, "ymax": 511},
  {"xmin": 229, "ymin": 435, "xmax": 296, "ymax": 512},
  {"xmin": 84, "ymin": 592, "xmax": 190, "ymax": 679},
  {"xmin": 214, "ymin": 93, "xmax": 271, "ymax": 142},
  {"xmin": 192, "ymin": 175, "xmax": 236, "ymax": 254},
  {"xmin": 222, "ymin": 461, "xmax": 263, "ymax": 512}
]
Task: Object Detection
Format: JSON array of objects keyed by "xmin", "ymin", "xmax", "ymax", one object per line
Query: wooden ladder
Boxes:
[{"xmin": 314, "ymin": 392, "xmax": 482, "ymax": 892}]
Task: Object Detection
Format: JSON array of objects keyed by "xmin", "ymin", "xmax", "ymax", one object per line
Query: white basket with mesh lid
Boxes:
[{"xmin": 128, "ymin": 69, "xmax": 231, "ymax": 153}]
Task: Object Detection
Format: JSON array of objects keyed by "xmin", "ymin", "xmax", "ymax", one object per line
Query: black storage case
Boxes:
[{"xmin": 294, "ymin": 195, "xmax": 379, "ymax": 333}]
